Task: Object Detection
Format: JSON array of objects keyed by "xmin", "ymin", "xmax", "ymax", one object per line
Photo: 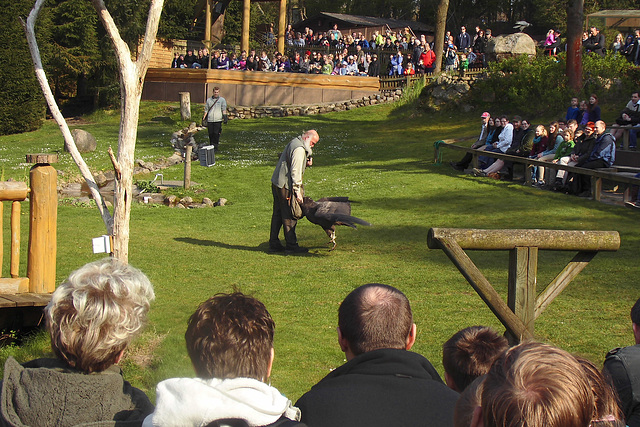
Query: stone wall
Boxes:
[{"xmin": 226, "ymin": 91, "xmax": 403, "ymax": 119}]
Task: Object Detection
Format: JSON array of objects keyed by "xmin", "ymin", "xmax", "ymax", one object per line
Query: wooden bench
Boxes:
[{"xmin": 435, "ymin": 141, "xmax": 640, "ymax": 202}]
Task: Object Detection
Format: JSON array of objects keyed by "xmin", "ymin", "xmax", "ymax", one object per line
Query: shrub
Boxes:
[{"xmin": 464, "ymin": 52, "xmax": 639, "ymax": 117}]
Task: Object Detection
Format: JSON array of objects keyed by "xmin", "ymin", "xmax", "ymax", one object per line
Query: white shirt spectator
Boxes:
[{"xmin": 496, "ymin": 123, "xmax": 514, "ymax": 152}]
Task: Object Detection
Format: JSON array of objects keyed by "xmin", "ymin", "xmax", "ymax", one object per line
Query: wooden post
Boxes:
[
  {"xmin": 0, "ymin": 202, "xmax": 3, "ymax": 277},
  {"xmin": 591, "ymin": 176, "xmax": 602, "ymax": 201},
  {"xmin": 184, "ymin": 145, "xmax": 192, "ymax": 189},
  {"xmin": 241, "ymin": 0, "xmax": 250, "ymax": 54},
  {"xmin": 205, "ymin": 0, "xmax": 212, "ymax": 69},
  {"xmin": 277, "ymin": 0, "xmax": 286, "ymax": 54},
  {"xmin": 11, "ymin": 201, "xmax": 21, "ymax": 279},
  {"xmin": 506, "ymin": 246, "xmax": 537, "ymax": 343},
  {"xmin": 179, "ymin": 92, "xmax": 191, "ymax": 121},
  {"xmin": 26, "ymin": 154, "xmax": 58, "ymax": 294}
]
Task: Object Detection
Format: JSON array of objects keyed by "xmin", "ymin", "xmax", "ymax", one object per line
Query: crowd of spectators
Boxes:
[
  {"xmin": 450, "ymin": 93, "xmax": 632, "ymax": 200},
  {"xmin": 3, "ymin": 261, "xmax": 637, "ymax": 427},
  {"xmin": 169, "ymin": 24, "xmax": 500, "ymax": 77}
]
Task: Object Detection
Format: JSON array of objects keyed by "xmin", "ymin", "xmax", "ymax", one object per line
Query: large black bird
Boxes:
[{"xmin": 300, "ymin": 196, "xmax": 371, "ymax": 250}]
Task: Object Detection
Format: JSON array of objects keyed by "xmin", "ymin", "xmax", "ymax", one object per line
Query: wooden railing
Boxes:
[
  {"xmin": 435, "ymin": 141, "xmax": 640, "ymax": 202},
  {"xmin": 0, "ymin": 183, "xmax": 29, "ymax": 293},
  {"xmin": 0, "ymin": 154, "xmax": 58, "ymax": 295}
]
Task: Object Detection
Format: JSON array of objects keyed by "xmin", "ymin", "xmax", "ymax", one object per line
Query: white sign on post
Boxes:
[{"xmin": 92, "ymin": 235, "xmax": 111, "ymax": 254}]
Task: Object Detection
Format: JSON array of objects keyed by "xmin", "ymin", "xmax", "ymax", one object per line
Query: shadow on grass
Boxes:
[{"xmin": 174, "ymin": 237, "xmax": 320, "ymax": 256}]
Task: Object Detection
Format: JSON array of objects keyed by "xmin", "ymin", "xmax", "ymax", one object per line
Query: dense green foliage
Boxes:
[
  {"xmin": 465, "ymin": 52, "xmax": 640, "ymax": 117},
  {"xmin": 414, "ymin": 0, "xmax": 639, "ymax": 37},
  {"xmin": 0, "ymin": 101, "xmax": 638, "ymax": 402},
  {"xmin": 0, "ymin": 0, "xmax": 46, "ymax": 135}
]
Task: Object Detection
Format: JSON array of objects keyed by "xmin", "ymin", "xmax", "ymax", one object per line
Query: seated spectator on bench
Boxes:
[
  {"xmin": 571, "ymin": 120, "xmax": 615, "ymax": 197},
  {"xmin": 554, "ymin": 121, "xmax": 596, "ymax": 191},
  {"xmin": 0, "ymin": 258, "xmax": 155, "ymax": 426},
  {"xmin": 612, "ymin": 91, "xmax": 640, "ymax": 145},
  {"xmin": 450, "ymin": 112, "xmax": 492, "ymax": 171},
  {"xmin": 499, "ymin": 118, "xmax": 534, "ymax": 180},
  {"xmin": 470, "ymin": 342, "xmax": 594, "ymax": 427},
  {"xmin": 184, "ymin": 49, "xmax": 198, "ymax": 68},
  {"xmin": 144, "ymin": 293, "xmax": 305, "ymax": 427},
  {"xmin": 442, "ymin": 326, "xmax": 509, "ymax": 393},
  {"xmin": 475, "ymin": 117, "xmax": 522, "ymax": 179},
  {"xmin": 534, "ymin": 121, "xmax": 563, "ymax": 186},
  {"xmin": 171, "ymin": 52, "xmax": 182, "ymax": 68},
  {"xmin": 474, "ymin": 115, "xmax": 512, "ymax": 175}
]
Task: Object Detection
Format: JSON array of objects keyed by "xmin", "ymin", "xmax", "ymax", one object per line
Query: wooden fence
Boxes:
[{"xmin": 0, "ymin": 155, "xmax": 58, "ymax": 308}]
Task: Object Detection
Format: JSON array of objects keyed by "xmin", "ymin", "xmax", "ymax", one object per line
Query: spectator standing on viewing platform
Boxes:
[
  {"xmin": 456, "ymin": 26, "xmax": 472, "ymax": 52},
  {"xmin": 0, "ymin": 259, "xmax": 155, "ymax": 426}
]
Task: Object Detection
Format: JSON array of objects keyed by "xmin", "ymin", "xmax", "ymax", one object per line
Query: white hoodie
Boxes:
[{"xmin": 142, "ymin": 377, "xmax": 301, "ymax": 427}]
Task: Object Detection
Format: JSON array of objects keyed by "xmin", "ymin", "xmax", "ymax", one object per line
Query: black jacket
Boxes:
[
  {"xmin": 603, "ymin": 345, "xmax": 640, "ymax": 427},
  {"xmin": 295, "ymin": 349, "xmax": 458, "ymax": 427}
]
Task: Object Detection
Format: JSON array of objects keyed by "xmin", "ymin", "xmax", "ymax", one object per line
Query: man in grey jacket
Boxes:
[
  {"xmin": 202, "ymin": 87, "xmax": 228, "ymax": 151},
  {"xmin": 269, "ymin": 130, "xmax": 319, "ymax": 253}
]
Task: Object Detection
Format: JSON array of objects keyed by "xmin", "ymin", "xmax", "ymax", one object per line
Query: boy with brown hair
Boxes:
[
  {"xmin": 442, "ymin": 325, "xmax": 509, "ymax": 392},
  {"xmin": 144, "ymin": 292, "xmax": 305, "ymax": 427}
]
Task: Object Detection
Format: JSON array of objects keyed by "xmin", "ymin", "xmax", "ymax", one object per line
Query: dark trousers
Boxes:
[
  {"xmin": 454, "ymin": 152, "xmax": 473, "ymax": 169},
  {"xmin": 572, "ymin": 159, "xmax": 609, "ymax": 195},
  {"xmin": 270, "ymin": 184, "xmax": 298, "ymax": 249},
  {"xmin": 207, "ymin": 121, "xmax": 222, "ymax": 149}
]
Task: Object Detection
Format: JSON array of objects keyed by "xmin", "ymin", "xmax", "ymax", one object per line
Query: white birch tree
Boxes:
[{"xmin": 21, "ymin": 0, "xmax": 165, "ymax": 263}]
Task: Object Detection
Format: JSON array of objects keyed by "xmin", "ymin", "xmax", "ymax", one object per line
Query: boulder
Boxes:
[
  {"xmin": 67, "ymin": 129, "xmax": 97, "ymax": 153},
  {"xmin": 486, "ymin": 33, "xmax": 537, "ymax": 62}
]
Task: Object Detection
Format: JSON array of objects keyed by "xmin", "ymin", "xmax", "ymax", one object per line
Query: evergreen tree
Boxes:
[{"xmin": 0, "ymin": 0, "xmax": 46, "ymax": 135}]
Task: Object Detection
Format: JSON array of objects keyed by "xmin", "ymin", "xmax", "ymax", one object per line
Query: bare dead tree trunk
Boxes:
[
  {"xmin": 434, "ymin": 0, "xmax": 450, "ymax": 74},
  {"xmin": 22, "ymin": 0, "xmax": 164, "ymax": 263},
  {"xmin": 91, "ymin": 0, "xmax": 164, "ymax": 262},
  {"xmin": 21, "ymin": 0, "xmax": 113, "ymax": 234},
  {"xmin": 566, "ymin": 0, "xmax": 584, "ymax": 93}
]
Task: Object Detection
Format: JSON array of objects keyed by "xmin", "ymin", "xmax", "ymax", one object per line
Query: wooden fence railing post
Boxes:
[{"xmin": 26, "ymin": 154, "xmax": 58, "ymax": 294}]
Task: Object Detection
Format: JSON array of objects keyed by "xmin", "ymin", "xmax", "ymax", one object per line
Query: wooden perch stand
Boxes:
[{"xmin": 427, "ymin": 228, "xmax": 620, "ymax": 344}]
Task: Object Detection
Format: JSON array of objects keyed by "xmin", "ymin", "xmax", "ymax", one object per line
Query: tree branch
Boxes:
[
  {"xmin": 21, "ymin": 0, "xmax": 114, "ymax": 235},
  {"xmin": 108, "ymin": 146, "xmax": 122, "ymax": 180}
]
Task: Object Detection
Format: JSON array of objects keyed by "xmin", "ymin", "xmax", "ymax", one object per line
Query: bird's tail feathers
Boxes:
[{"xmin": 332, "ymin": 214, "xmax": 371, "ymax": 228}]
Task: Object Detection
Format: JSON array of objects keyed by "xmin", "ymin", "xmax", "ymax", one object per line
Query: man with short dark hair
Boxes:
[
  {"xmin": 143, "ymin": 293, "xmax": 305, "ymax": 427},
  {"xmin": 584, "ymin": 26, "xmax": 606, "ymax": 57},
  {"xmin": 456, "ymin": 26, "xmax": 471, "ymax": 52},
  {"xmin": 603, "ymin": 297, "xmax": 640, "ymax": 427},
  {"xmin": 296, "ymin": 283, "xmax": 458, "ymax": 427}
]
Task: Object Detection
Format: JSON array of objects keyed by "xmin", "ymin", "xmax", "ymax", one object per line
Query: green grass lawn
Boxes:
[{"xmin": 1, "ymin": 99, "xmax": 638, "ymax": 403}]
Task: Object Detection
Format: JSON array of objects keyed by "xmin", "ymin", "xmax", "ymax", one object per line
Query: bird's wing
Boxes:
[
  {"xmin": 317, "ymin": 197, "xmax": 350, "ymax": 203},
  {"xmin": 317, "ymin": 201, "xmax": 351, "ymax": 216}
]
